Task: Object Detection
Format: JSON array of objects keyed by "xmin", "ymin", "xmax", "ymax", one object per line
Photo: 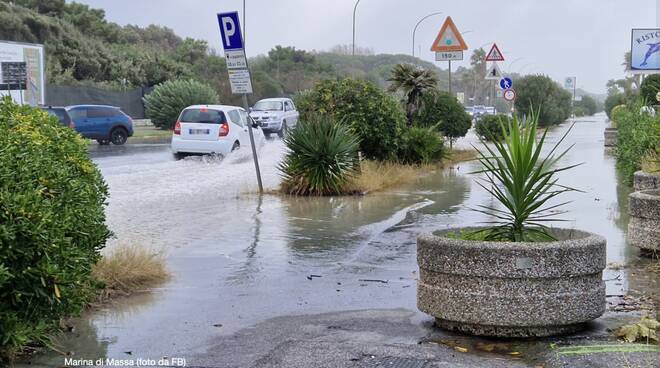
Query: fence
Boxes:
[{"xmin": 45, "ymin": 84, "xmax": 152, "ymax": 118}]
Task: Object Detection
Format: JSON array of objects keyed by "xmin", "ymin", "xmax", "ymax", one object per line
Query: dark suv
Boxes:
[{"xmin": 66, "ymin": 105, "xmax": 134, "ymax": 145}]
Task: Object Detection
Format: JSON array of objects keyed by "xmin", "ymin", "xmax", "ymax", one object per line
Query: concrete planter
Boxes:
[
  {"xmin": 628, "ymin": 189, "xmax": 660, "ymax": 254},
  {"xmin": 633, "ymin": 170, "xmax": 660, "ymax": 191},
  {"xmin": 417, "ymin": 228, "xmax": 606, "ymax": 337},
  {"xmin": 604, "ymin": 127, "xmax": 617, "ymax": 147}
]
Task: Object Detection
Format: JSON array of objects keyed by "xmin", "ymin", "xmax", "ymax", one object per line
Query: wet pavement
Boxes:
[{"xmin": 15, "ymin": 114, "xmax": 659, "ymax": 368}]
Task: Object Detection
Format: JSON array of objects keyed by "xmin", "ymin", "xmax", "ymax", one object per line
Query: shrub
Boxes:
[
  {"xmin": 279, "ymin": 115, "xmax": 360, "ymax": 195},
  {"xmin": 610, "ymin": 104, "xmax": 627, "ymax": 127},
  {"xmin": 574, "ymin": 95, "xmax": 599, "ymax": 116},
  {"xmin": 397, "ymin": 126, "xmax": 446, "ymax": 164},
  {"xmin": 0, "ymin": 98, "xmax": 110, "ymax": 360},
  {"xmin": 615, "ymin": 101, "xmax": 660, "ymax": 184},
  {"xmin": 514, "ymin": 75, "xmax": 572, "ymax": 126},
  {"xmin": 143, "ymin": 79, "xmax": 219, "ymax": 129},
  {"xmin": 605, "ymin": 93, "xmax": 626, "ymax": 118},
  {"xmin": 414, "ymin": 91, "xmax": 471, "ymax": 147},
  {"xmin": 475, "ymin": 114, "xmax": 512, "ymax": 141},
  {"xmin": 295, "ymin": 78, "xmax": 405, "ymax": 160},
  {"xmin": 640, "ymin": 74, "xmax": 660, "ymax": 105}
]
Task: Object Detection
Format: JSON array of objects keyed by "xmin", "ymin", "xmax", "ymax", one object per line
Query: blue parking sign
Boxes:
[
  {"xmin": 217, "ymin": 12, "xmax": 244, "ymax": 50},
  {"xmin": 499, "ymin": 77, "xmax": 513, "ymax": 90}
]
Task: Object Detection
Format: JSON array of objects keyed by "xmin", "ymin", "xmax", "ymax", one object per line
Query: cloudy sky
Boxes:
[{"xmin": 78, "ymin": 0, "xmax": 659, "ymax": 93}]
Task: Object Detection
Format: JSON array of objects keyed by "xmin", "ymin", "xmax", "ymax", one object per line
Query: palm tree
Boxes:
[{"xmin": 388, "ymin": 63, "xmax": 438, "ymax": 126}]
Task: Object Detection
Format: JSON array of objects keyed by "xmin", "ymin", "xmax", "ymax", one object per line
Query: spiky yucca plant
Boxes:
[
  {"xmin": 471, "ymin": 112, "xmax": 580, "ymax": 241},
  {"xmin": 279, "ymin": 116, "xmax": 360, "ymax": 196}
]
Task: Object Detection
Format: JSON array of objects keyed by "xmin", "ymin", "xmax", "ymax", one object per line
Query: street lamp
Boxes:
[
  {"xmin": 412, "ymin": 12, "xmax": 443, "ymax": 57},
  {"xmin": 352, "ymin": 0, "xmax": 361, "ymax": 56}
]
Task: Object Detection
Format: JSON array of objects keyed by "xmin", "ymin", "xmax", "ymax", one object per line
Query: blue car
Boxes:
[{"xmin": 66, "ymin": 105, "xmax": 134, "ymax": 145}]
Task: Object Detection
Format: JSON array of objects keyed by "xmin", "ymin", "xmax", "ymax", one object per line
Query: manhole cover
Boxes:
[{"xmin": 359, "ymin": 356, "xmax": 429, "ymax": 368}]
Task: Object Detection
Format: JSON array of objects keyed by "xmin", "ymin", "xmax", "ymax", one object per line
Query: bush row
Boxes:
[{"xmin": 614, "ymin": 101, "xmax": 660, "ymax": 184}]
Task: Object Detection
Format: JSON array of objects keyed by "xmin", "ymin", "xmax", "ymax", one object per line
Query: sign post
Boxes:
[
  {"xmin": 564, "ymin": 77, "xmax": 577, "ymax": 117},
  {"xmin": 431, "ymin": 16, "xmax": 468, "ymax": 97},
  {"xmin": 217, "ymin": 11, "xmax": 262, "ymax": 193}
]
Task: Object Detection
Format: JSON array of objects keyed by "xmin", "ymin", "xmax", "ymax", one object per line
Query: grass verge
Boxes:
[
  {"xmin": 348, "ymin": 149, "xmax": 477, "ymax": 194},
  {"xmin": 92, "ymin": 244, "xmax": 170, "ymax": 299}
]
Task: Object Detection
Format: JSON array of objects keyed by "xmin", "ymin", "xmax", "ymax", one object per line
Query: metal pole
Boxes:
[
  {"xmin": 448, "ymin": 60, "xmax": 452, "ymax": 96},
  {"xmin": 242, "ymin": 93, "xmax": 263, "ymax": 193},
  {"xmin": 572, "ymin": 77, "xmax": 577, "ymax": 118},
  {"xmin": 352, "ymin": 0, "xmax": 361, "ymax": 56},
  {"xmin": 243, "ymin": 0, "xmax": 246, "ymax": 49},
  {"xmin": 412, "ymin": 12, "xmax": 443, "ymax": 57}
]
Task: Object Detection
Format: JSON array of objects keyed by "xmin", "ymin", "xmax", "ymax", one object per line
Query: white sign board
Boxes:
[
  {"xmin": 0, "ymin": 41, "xmax": 45, "ymax": 106},
  {"xmin": 496, "ymin": 90, "xmax": 503, "ymax": 98},
  {"xmin": 435, "ymin": 51, "xmax": 463, "ymax": 61},
  {"xmin": 630, "ymin": 29, "xmax": 660, "ymax": 72},
  {"xmin": 485, "ymin": 62, "xmax": 503, "ymax": 80},
  {"xmin": 228, "ymin": 69, "xmax": 253, "ymax": 94},
  {"xmin": 564, "ymin": 77, "xmax": 576, "ymax": 90},
  {"xmin": 503, "ymin": 88, "xmax": 516, "ymax": 101},
  {"xmin": 225, "ymin": 50, "xmax": 248, "ymax": 69},
  {"xmin": 456, "ymin": 92, "xmax": 464, "ymax": 104}
]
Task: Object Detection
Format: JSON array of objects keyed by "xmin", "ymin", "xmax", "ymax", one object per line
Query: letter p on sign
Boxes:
[{"xmin": 217, "ymin": 11, "xmax": 244, "ymax": 51}]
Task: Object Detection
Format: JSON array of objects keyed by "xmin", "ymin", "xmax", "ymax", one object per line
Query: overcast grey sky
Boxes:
[{"xmin": 78, "ymin": 0, "xmax": 659, "ymax": 93}]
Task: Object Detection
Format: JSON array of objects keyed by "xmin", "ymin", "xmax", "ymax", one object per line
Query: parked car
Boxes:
[
  {"xmin": 40, "ymin": 106, "xmax": 73, "ymax": 128},
  {"xmin": 464, "ymin": 106, "xmax": 474, "ymax": 118},
  {"xmin": 171, "ymin": 105, "xmax": 263, "ymax": 159},
  {"xmin": 66, "ymin": 105, "xmax": 134, "ymax": 145},
  {"xmin": 249, "ymin": 97, "xmax": 299, "ymax": 137}
]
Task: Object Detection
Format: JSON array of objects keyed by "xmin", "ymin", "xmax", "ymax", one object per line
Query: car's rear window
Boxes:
[
  {"xmin": 180, "ymin": 108, "xmax": 226, "ymax": 124},
  {"xmin": 42, "ymin": 108, "xmax": 70, "ymax": 124}
]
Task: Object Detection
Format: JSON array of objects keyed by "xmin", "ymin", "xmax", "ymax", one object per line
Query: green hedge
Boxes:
[
  {"xmin": 295, "ymin": 78, "xmax": 405, "ymax": 160},
  {"xmin": 615, "ymin": 101, "xmax": 660, "ymax": 184},
  {"xmin": 514, "ymin": 75, "xmax": 571, "ymax": 126},
  {"xmin": 0, "ymin": 98, "xmax": 110, "ymax": 361},
  {"xmin": 397, "ymin": 126, "xmax": 445, "ymax": 164},
  {"xmin": 414, "ymin": 91, "xmax": 471, "ymax": 145},
  {"xmin": 475, "ymin": 114, "xmax": 512, "ymax": 141}
]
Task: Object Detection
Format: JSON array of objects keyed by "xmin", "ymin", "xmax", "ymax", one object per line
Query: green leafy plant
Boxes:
[
  {"xmin": 294, "ymin": 78, "xmax": 405, "ymax": 160},
  {"xmin": 397, "ymin": 126, "xmax": 446, "ymax": 164},
  {"xmin": 0, "ymin": 98, "xmax": 110, "ymax": 361},
  {"xmin": 414, "ymin": 91, "xmax": 471, "ymax": 147},
  {"xmin": 640, "ymin": 74, "xmax": 660, "ymax": 106},
  {"xmin": 143, "ymin": 79, "xmax": 219, "ymax": 129},
  {"xmin": 514, "ymin": 75, "xmax": 572, "ymax": 126},
  {"xmin": 615, "ymin": 316, "xmax": 659, "ymax": 344},
  {"xmin": 475, "ymin": 114, "xmax": 512, "ymax": 141},
  {"xmin": 470, "ymin": 111, "xmax": 580, "ymax": 241},
  {"xmin": 614, "ymin": 100, "xmax": 659, "ymax": 184},
  {"xmin": 279, "ymin": 115, "xmax": 360, "ymax": 195}
]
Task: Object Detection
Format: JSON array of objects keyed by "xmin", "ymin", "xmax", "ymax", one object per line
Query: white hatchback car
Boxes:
[
  {"xmin": 171, "ymin": 105, "xmax": 262, "ymax": 159},
  {"xmin": 249, "ymin": 98, "xmax": 299, "ymax": 138}
]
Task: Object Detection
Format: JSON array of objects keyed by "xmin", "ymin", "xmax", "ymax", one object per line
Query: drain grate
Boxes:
[{"xmin": 359, "ymin": 356, "xmax": 429, "ymax": 368}]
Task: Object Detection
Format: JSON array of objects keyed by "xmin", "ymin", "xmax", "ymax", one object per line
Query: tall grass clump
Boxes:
[
  {"xmin": 279, "ymin": 116, "xmax": 360, "ymax": 195},
  {"xmin": 0, "ymin": 98, "xmax": 110, "ymax": 362},
  {"xmin": 469, "ymin": 111, "xmax": 580, "ymax": 242}
]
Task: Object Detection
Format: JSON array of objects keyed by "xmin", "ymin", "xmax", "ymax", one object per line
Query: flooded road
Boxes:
[{"xmin": 18, "ymin": 114, "xmax": 658, "ymax": 367}]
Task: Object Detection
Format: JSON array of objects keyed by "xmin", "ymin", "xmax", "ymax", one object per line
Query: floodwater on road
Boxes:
[{"xmin": 16, "ymin": 114, "xmax": 658, "ymax": 367}]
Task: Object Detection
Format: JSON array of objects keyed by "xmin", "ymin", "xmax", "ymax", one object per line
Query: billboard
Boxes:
[
  {"xmin": 0, "ymin": 41, "xmax": 45, "ymax": 106},
  {"xmin": 630, "ymin": 29, "xmax": 660, "ymax": 73}
]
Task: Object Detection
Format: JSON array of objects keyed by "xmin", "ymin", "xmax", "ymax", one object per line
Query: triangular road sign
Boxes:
[
  {"xmin": 485, "ymin": 62, "xmax": 503, "ymax": 80},
  {"xmin": 485, "ymin": 43, "xmax": 505, "ymax": 61},
  {"xmin": 430, "ymin": 16, "xmax": 468, "ymax": 52}
]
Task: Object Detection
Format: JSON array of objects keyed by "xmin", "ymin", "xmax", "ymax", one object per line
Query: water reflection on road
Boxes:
[{"xmin": 18, "ymin": 114, "xmax": 656, "ymax": 367}]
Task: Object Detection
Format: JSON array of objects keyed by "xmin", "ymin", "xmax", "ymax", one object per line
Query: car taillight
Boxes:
[
  {"xmin": 219, "ymin": 122, "xmax": 229, "ymax": 137},
  {"xmin": 68, "ymin": 121, "xmax": 75, "ymax": 129},
  {"xmin": 174, "ymin": 121, "xmax": 181, "ymax": 135}
]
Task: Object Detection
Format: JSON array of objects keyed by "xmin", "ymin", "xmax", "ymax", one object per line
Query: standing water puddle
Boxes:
[{"xmin": 16, "ymin": 114, "xmax": 658, "ymax": 367}]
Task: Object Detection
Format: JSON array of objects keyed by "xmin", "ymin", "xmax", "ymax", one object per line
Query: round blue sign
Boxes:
[{"xmin": 499, "ymin": 77, "xmax": 513, "ymax": 90}]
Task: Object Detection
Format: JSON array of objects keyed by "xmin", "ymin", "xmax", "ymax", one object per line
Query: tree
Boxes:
[
  {"xmin": 574, "ymin": 95, "xmax": 598, "ymax": 116},
  {"xmin": 415, "ymin": 91, "xmax": 471, "ymax": 148},
  {"xmin": 605, "ymin": 93, "xmax": 626, "ymax": 118},
  {"xmin": 514, "ymin": 75, "xmax": 572, "ymax": 126},
  {"xmin": 387, "ymin": 63, "xmax": 439, "ymax": 126}
]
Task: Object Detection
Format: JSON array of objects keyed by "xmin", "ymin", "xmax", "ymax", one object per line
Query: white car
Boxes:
[
  {"xmin": 249, "ymin": 98, "xmax": 299, "ymax": 137},
  {"xmin": 171, "ymin": 105, "xmax": 262, "ymax": 159}
]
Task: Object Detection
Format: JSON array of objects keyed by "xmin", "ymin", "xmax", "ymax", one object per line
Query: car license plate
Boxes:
[{"xmin": 189, "ymin": 129, "xmax": 209, "ymax": 135}]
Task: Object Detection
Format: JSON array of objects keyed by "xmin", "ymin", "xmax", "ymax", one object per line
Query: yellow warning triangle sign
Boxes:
[{"xmin": 430, "ymin": 16, "xmax": 468, "ymax": 52}]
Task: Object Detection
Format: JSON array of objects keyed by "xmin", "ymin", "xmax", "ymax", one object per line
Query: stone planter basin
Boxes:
[
  {"xmin": 417, "ymin": 227, "xmax": 606, "ymax": 337},
  {"xmin": 603, "ymin": 127, "xmax": 617, "ymax": 147},
  {"xmin": 628, "ymin": 189, "xmax": 660, "ymax": 254},
  {"xmin": 633, "ymin": 170, "xmax": 660, "ymax": 191}
]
